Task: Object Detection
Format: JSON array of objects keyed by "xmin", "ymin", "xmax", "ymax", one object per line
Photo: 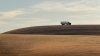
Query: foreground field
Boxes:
[{"xmin": 0, "ymin": 34, "xmax": 100, "ymax": 56}]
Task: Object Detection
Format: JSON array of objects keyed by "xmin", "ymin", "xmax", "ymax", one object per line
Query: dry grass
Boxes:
[
  {"xmin": 0, "ymin": 34, "xmax": 100, "ymax": 56},
  {"xmin": 3, "ymin": 25, "xmax": 100, "ymax": 35}
]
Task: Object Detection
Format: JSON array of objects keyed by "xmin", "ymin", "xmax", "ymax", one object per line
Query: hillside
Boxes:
[
  {"xmin": 0, "ymin": 34, "xmax": 100, "ymax": 56},
  {"xmin": 3, "ymin": 25, "xmax": 100, "ymax": 35}
]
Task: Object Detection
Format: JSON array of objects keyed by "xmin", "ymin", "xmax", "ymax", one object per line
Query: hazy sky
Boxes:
[{"xmin": 0, "ymin": 0, "xmax": 100, "ymax": 33}]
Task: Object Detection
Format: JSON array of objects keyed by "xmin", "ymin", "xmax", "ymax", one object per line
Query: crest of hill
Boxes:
[{"xmin": 3, "ymin": 25, "xmax": 100, "ymax": 35}]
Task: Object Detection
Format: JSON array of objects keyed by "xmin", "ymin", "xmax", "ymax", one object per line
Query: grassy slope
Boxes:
[
  {"xmin": 3, "ymin": 25, "xmax": 100, "ymax": 35},
  {"xmin": 0, "ymin": 34, "xmax": 100, "ymax": 56}
]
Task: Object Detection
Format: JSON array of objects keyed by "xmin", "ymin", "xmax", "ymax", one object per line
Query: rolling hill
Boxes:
[
  {"xmin": 1, "ymin": 25, "xmax": 100, "ymax": 56},
  {"xmin": 3, "ymin": 25, "xmax": 100, "ymax": 35},
  {"xmin": 0, "ymin": 34, "xmax": 100, "ymax": 56}
]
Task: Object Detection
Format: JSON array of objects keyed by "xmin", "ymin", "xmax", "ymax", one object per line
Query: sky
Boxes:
[{"xmin": 0, "ymin": 0, "xmax": 100, "ymax": 33}]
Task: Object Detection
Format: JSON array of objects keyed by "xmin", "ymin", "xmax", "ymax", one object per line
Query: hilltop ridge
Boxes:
[{"xmin": 3, "ymin": 25, "xmax": 100, "ymax": 35}]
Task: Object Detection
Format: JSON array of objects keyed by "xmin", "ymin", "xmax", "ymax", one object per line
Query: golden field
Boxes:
[{"xmin": 0, "ymin": 34, "xmax": 100, "ymax": 56}]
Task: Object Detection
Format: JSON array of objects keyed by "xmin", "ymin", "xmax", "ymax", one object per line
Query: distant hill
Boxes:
[{"xmin": 3, "ymin": 25, "xmax": 100, "ymax": 35}]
